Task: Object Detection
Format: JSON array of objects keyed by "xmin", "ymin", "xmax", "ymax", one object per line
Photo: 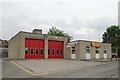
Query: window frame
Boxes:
[
  {"xmin": 95, "ymin": 47, "xmax": 99, "ymax": 54},
  {"xmin": 60, "ymin": 49, "xmax": 63, "ymax": 55},
  {"xmin": 30, "ymin": 48, "xmax": 34, "ymax": 55},
  {"xmin": 25, "ymin": 48, "xmax": 28, "ymax": 55},
  {"xmin": 48, "ymin": 49, "xmax": 50, "ymax": 55},
  {"xmin": 40, "ymin": 48, "xmax": 44, "ymax": 55},
  {"xmin": 104, "ymin": 47, "xmax": 107, "ymax": 54},
  {"xmin": 52, "ymin": 49, "xmax": 54, "ymax": 55},
  {"xmin": 56, "ymin": 49, "xmax": 59, "ymax": 55},
  {"xmin": 35, "ymin": 48, "xmax": 39, "ymax": 55},
  {"xmin": 86, "ymin": 46, "xmax": 90, "ymax": 54}
]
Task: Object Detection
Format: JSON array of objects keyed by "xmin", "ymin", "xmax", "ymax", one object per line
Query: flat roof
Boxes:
[
  {"xmin": 9, "ymin": 31, "xmax": 66, "ymax": 41},
  {"xmin": 70, "ymin": 40, "xmax": 111, "ymax": 44}
]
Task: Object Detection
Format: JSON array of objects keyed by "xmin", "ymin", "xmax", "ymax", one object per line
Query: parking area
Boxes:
[{"xmin": 14, "ymin": 59, "xmax": 102, "ymax": 75}]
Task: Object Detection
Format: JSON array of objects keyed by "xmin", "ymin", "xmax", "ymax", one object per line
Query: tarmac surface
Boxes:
[
  {"xmin": 2, "ymin": 58, "xmax": 119, "ymax": 78},
  {"xmin": 15, "ymin": 59, "xmax": 102, "ymax": 75},
  {"xmin": 37, "ymin": 60, "xmax": 118, "ymax": 78},
  {"xmin": 2, "ymin": 59, "xmax": 31, "ymax": 78}
]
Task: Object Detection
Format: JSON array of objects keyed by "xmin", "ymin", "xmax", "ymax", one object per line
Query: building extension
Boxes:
[{"xmin": 68, "ymin": 40, "xmax": 111, "ymax": 60}]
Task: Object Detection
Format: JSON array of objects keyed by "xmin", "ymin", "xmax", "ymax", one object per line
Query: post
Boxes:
[{"xmin": 44, "ymin": 35, "xmax": 48, "ymax": 59}]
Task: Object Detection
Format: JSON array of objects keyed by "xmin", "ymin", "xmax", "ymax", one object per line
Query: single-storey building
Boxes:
[
  {"xmin": 8, "ymin": 29, "xmax": 112, "ymax": 61},
  {"xmin": 67, "ymin": 40, "xmax": 111, "ymax": 60},
  {"xmin": 8, "ymin": 29, "xmax": 68, "ymax": 59}
]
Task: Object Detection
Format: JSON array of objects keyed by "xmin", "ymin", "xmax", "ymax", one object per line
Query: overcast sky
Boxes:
[{"xmin": 0, "ymin": 0, "xmax": 119, "ymax": 42}]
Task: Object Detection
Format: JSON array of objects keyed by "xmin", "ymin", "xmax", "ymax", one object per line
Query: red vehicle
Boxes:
[{"xmin": 112, "ymin": 53, "xmax": 118, "ymax": 58}]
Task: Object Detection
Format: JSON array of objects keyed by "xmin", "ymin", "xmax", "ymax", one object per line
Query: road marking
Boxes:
[{"xmin": 10, "ymin": 61, "xmax": 33, "ymax": 75}]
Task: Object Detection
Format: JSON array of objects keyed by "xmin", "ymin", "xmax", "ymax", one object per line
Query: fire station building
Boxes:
[
  {"xmin": 8, "ymin": 29, "xmax": 112, "ymax": 61},
  {"xmin": 8, "ymin": 29, "xmax": 68, "ymax": 59},
  {"xmin": 67, "ymin": 40, "xmax": 111, "ymax": 60}
]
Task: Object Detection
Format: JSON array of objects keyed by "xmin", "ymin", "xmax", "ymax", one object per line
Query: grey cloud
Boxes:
[{"xmin": 1, "ymin": 2, "xmax": 117, "ymax": 42}]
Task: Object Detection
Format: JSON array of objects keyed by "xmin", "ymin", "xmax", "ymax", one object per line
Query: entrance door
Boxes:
[
  {"xmin": 86, "ymin": 46, "xmax": 90, "ymax": 60},
  {"xmin": 95, "ymin": 47, "xmax": 99, "ymax": 59},
  {"xmin": 104, "ymin": 48, "xmax": 107, "ymax": 59},
  {"xmin": 96, "ymin": 54, "xmax": 100, "ymax": 59},
  {"xmin": 71, "ymin": 47, "xmax": 75, "ymax": 59},
  {"xmin": 48, "ymin": 40, "xmax": 64, "ymax": 58},
  {"xmin": 25, "ymin": 39, "xmax": 44, "ymax": 59}
]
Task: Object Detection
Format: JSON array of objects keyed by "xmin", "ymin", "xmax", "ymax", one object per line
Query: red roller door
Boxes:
[
  {"xmin": 25, "ymin": 39, "xmax": 44, "ymax": 59},
  {"xmin": 48, "ymin": 40, "xmax": 64, "ymax": 59}
]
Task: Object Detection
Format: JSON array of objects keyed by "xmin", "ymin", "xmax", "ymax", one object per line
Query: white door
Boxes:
[
  {"xmin": 104, "ymin": 48, "xmax": 107, "ymax": 59},
  {"xmin": 71, "ymin": 50, "xmax": 75, "ymax": 59},
  {"xmin": 95, "ymin": 47, "xmax": 99, "ymax": 59},
  {"xmin": 86, "ymin": 46, "xmax": 90, "ymax": 60},
  {"xmin": 71, "ymin": 54, "xmax": 75, "ymax": 59},
  {"xmin": 96, "ymin": 54, "xmax": 99, "ymax": 59},
  {"xmin": 86, "ymin": 54, "xmax": 90, "ymax": 60},
  {"xmin": 104, "ymin": 54, "xmax": 107, "ymax": 59}
]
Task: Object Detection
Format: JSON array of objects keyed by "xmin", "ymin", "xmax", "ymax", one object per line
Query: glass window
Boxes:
[
  {"xmin": 86, "ymin": 46, "xmax": 90, "ymax": 53},
  {"xmin": 56, "ymin": 49, "xmax": 59, "ymax": 55},
  {"xmin": 60, "ymin": 49, "xmax": 63, "ymax": 55},
  {"xmin": 48, "ymin": 49, "xmax": 50, "ymax": 55},
  {"xmin": 40, "ymin": 49, "xmax": 43, "ymax": 55},
  {"xmin": 30, "ymin": 48, "xmax": 34, "ymax": 55},
  {"xmin": 104, "ymin": 48, "xmax": 107, "ymax": 54},
  {"xmin": 52, "ymin": 49, "xmax": 54, "ymax": 55},
  {"xmin": 72, "ymin": 50, "xmax": 75, "ymax": 54},
  {"xmin": 36, "ymin": 48, "xmax": 38, "ymax": 55},
  {"xmin": 96, "ymin": 47, "xmax": 99, "ymax": 54},
  {"xmin": 25, "ymin": 48, "xmax": 28, "ymax": 55}
]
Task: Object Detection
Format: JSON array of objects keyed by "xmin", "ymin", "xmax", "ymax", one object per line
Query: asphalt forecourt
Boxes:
[{"xmin": 9, "ymin": 59, "xmax": 110, "ymax": 76}]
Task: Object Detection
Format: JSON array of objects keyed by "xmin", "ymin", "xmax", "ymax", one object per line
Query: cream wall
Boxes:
[
  {"xmin": 70, "ymin": 40, "xmax": 111, "ymax": 61},
  {"xmin": 8, "ymin": 33, "xmax": 20, "ymax": 59}
]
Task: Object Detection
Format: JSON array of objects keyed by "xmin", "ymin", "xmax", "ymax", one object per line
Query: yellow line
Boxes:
[{"xmin": 10, "ymin": 61, "xmax": 33, "ymax": 75}]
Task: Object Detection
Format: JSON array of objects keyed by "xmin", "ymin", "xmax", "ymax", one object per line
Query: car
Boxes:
[{"xmin": 112, "ymin": 53, "xmax": 118, "ymax": 58}]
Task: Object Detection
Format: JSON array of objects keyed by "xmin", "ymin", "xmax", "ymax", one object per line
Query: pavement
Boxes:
[{"xmin": 14, "ymin": 59, "xmax": 103, "ymax": 76}]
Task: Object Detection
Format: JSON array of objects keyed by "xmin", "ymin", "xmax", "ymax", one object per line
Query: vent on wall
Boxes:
[{"xmin": 32, "ymin": 29, "xmax": 42, "ymax": 34}]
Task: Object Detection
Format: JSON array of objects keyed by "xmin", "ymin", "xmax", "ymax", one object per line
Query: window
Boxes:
[
  {"xmin": 86, "ymin": 46, "xmax": 90, "ymax": 53},
  {"xmin": 36, "ymin": 48, "xmax": 38, "ymax": 55},
  {"xmin": 25, "ymin": 48, "xmax": 28, "ymax": 55},
  {"xmin": 30, "ymin": 48, "xmax": 34, "ymax": 55},
  {"xmin": 52, "ymin": 49, "xmax": 54, "ymax": 55},
  {"xmin": 40, "ymin": 49, "xmax": 43, "ymax": 55},
  {"xmin": 60, "ymin": 49, "xmax": 63, "ymax": 55},
  {"xmin": 72, "ymin": 50, "xmax": 75, "ymax": 54},
  {"xmin": 96, "ymin": 47, "xmax": 99, "ymax": 54},
  {"xmin": 48, "ymin": 49, "xmax": 50, "ymax": 55},
  {"xmin": 56, "ymin": 49, "xmax": 59, "ymax": 55},
  {"xmin": 104, "ymin": 48, "xmax": 107, "ymax": 54}
]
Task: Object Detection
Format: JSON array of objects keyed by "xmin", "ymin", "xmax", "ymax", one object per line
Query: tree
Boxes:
[
  {"xmin": 102, "ymin": 25, "xmax": 120, "ymax": 46},
  {"xmin": 48, "ymin": 27, "xmax": 73, "ymax": 42},
  {"xmin": 102, "ymin": 25, "xmax": 120, "ymax": 57}
]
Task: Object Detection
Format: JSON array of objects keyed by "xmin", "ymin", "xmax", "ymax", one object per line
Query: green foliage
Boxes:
[
  {"xmin": 102, "ymin": 25, "xmax": 120, "ymax": 46},
  {"xmin": 112, "ymin": 46, "xmax": 120, "ymax": 53},
  {"xmin": 48, "ymin": 27, "xmax": 73, "ymax": 42},
  {"xmin": 102, "ymin": 25, "xmax": 120, "ymax": 56},
  {"xmin": 4, "ymin": 45, "xmax": 8, "ymax": 48}
]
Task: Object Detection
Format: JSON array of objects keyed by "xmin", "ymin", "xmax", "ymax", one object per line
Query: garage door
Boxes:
[
  {"xmin": 25, "ymin": 39, "xmax": 44, "ymax": 59},
  {"xmin": 48, "ymin": 40, "xmax": 64, "ymax": 58}
]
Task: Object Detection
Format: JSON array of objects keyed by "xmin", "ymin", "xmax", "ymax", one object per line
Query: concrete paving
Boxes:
[{"xmin": 15, "ymin": 59, "xmax": 102, "ymax": 75}]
